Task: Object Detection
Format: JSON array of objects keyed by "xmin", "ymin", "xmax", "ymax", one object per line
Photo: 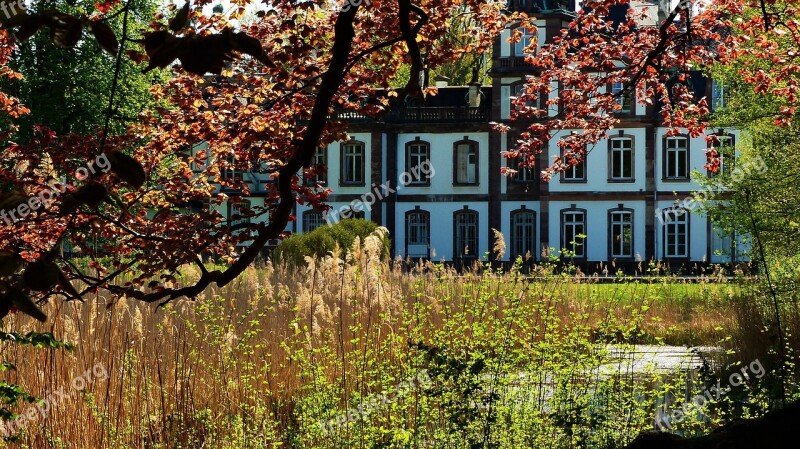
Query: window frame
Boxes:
[
  {"xmin": 189, "ymin": 144, "xmax": 208, "ymax": 173},
  {"xmin": 511, "ymin": 80, "xmax": 547, "ymax": 116},
  {"xmin": 663, "ymin": 135, "xmax": 690, "ymax": 181},
  {"xmin": 560, "ymin": 207, "xmax": 587, "ymax": 259},
  {"xmin": 302, "ymin": 210, "xmax": 325, "ymax": 233},
  {"xmin": 711, "ymin": 80, "xmax": 727, "ymax": 110},
  {"xmin": 221, "ymin": 154, "xmax": 243, "ymax": 182},
  {"xmin": 510, "ymin": 208, "xmax": 537, "ymax": 260},
  {"xmin": 560, "ymin": 141, "xmax": 587, "ymax": 183},
  {"xmin": 608, "ymin": 136, "xmax": 635, "ymax": 182},
  {"xmin": 453, "ymin": 207, "xmax": 479, "ymax": 260},
  {"xmin": 406, "ymin": 138, "xmax": 432, "ymax": 186},
  {"xmin": 709, "ymin": 222, "xmax": 736, "ymax": 262},
  {"xmin": 513, "ymin": 25, "xmax": 536, "ymax": 57},
  {"xmin": 405, "ymin": 207, "xmax": 431, "ymax": 259},
  {"xmin": 227, "ymin": 198, "xmax": 252, "ymax": 229},
  {"xmin": 662, "ymin": 208, "xmax": 690, "ymax": 259},
  {"xmin": 608, "ymin": 207, "xmax": 634, "ymax": 259},
  {"xmin": 340, "ymin": 139, "xmax": 366, "ymax": 186},
  {"xmin": 308, "ymin": 146, "xmax": 328, "ymax": 186},
  {"xmin": 509, "ymin": 156, "xmax": 536, "ymax": 183},
  {"xmin": 610, "ymin": 81, "xmax": 633, "ymax": 114},
  {"xmin": 507, "ymin": 132, "xmax": 537, "ymax": 184},
  {"xmin": 708, "ymin": 133, "xmax": 735, "ymax": 177},
  {"xmin": 453, "ymin": 138, "xmax": 480, "ymax": 186}
]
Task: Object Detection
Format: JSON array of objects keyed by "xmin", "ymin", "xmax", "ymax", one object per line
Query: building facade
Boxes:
[{"xmin": 218, "ymin": 0, "xmax": 746, "ymax": 271}]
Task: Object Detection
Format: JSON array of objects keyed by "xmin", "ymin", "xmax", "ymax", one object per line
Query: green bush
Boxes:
[{"xmin": 272, "ymin": 218, "xmax": 390, "ymax": 266}]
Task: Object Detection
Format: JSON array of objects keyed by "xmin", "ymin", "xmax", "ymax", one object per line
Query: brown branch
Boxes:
[
  {"xmin": 111, "ymin": 5, "xmax": 364, "ymax": 304},
  {"xmin": 760, "ymin": 0, "xmax": 773, "ymax": 31},
  {"xmin": 344, "ymin": 36, "xmax": 406, "ymax": 74},
  {"xmin": 399, "ymin": 0, "xmax": 429, "ymax": 96},
  {"xmin": 625, "ymin": 4, "xmax": 688, "ymax": 96}
]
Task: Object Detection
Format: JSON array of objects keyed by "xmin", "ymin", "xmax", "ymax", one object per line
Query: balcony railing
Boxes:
[
  {"xmin": 495, "ymin": 57, "xmax": 537, "ymax": 70},
  {"xmin": 387, "ymin": 107, "xmax": 487, "ymax": 123},
  {"xmin": 331, "ymin": 106, "xmax": 488, "ymax": 124}
]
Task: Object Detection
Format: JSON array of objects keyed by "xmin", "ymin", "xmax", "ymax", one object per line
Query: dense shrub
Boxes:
[{"xmin": 272, "ymin": 218, "xmax": 390, "ymax": 266}]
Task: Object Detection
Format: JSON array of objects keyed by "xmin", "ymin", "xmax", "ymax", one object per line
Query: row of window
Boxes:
[
  {"xmin": 511, "ymin": 81, "xmax": 631, "ymax": 116},
  {"xmin": 512, "ymin": 134, "xmax": 735, "ymax": 183},
  {"xmin": 418, "ymin": 206, "xmax": 686, "ymax": 259},
  {"xmin": 309, "ymin": 134, "xmax": 734, "ymax": 188},
  {"xmin": 507, "ymin": 78, "xmax": 728, "ymax": 119},
  {"xmin": 301, "ymin": 206, "xmax": 696, "ymax": 260},
  {"xmin": 233, "ymin": 200, "xmax": 729, "ymax": 261},
  {"xmin": 310, "ymin": 137, "xmax": 481, "ymax": 187}
]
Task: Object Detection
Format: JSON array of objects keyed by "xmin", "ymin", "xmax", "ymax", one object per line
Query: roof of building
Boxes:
[
  {"xmin": 417, "ymin": 86, "xmax": 493, "ymax": 108},
  {"xmin": 506, "ymin": 0, "xmax": 577, "ymax": 14}
]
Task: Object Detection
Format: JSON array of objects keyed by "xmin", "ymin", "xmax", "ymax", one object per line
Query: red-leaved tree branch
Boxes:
[
  {"xmin": 0, "ymin": 0, "xmax": 504, "ymax": 314},
  {"xmin": 1, "ymin": 0, "xmax": 798, "ymax": 316}
]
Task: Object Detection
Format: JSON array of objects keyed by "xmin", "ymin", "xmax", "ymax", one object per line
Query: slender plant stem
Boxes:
[{"xmin": 745, "ymin": 189, "xmax": 787, "ymax": 407}]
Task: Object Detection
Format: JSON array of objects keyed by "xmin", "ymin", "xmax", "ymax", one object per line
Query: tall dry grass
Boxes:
[{"xmin": 0, "ymin": 230, "xmax": 775, "ymax": 448}]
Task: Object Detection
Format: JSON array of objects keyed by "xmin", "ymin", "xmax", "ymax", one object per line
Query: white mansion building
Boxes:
[{"xmin": 216, "ymin": 0, "xmax": 746, "ymax": 271}]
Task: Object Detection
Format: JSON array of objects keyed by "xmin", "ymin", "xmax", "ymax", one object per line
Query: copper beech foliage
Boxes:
[
  {"xmin": 0, "ymin": 0, "xmax": 796, "ymax": 316},
  {"xmin": 504, "ymin": 0, "xmax": 800, "ymax": 179}
]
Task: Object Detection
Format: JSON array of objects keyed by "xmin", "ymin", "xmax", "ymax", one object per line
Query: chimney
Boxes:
[
  {"xmin": 434, "ymin": 75, "xmax": 451, "ymax": 88},
  {"xmin": 468, "ymin": 67, "xmax": 482, "ymax": 108},
  {"xmin": 468, "ymin": 83, "xmax": 482, "ymax": 108}
]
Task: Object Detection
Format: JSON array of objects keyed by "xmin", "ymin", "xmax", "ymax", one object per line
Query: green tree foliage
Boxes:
[
  {"xmin": 388, "ymin": 4, "xmax": 490, "ymax": 89},
  {"xmin": 272, "ymin": 218, "xmax": 390, "ymax": 267},
  {"xmin": 428, "ymin": 4, "xmax": 490, "ymax": 87},
  {"xmin": 696, "ymin": 36, "xmax": 800, "ymax": 404},
  {"xmin": 701, "ymin": 56, "xmax": 800, "ymax": 270},
  {"xmin": 0, "ymin": 0, "xmax": 166, "ymax": 140}
]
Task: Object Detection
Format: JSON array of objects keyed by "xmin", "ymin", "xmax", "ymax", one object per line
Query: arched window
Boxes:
[
  {"xmin": 454, "ymin": 138, "xmax": 479, "ymax": 185},
  {"xmin": 709, "ymin": 222, "xmax": 735, "ymax": 263},
  {"xmin": 510, "ymin": 208, "xmax": 537, "ymax": 260},
  {"xmin": 608, "ymin": 206, "xmax": 634, "ymax": 259},
  {"xmin": 454, "ymin": 207, "xmax": 479, "ymax": 260},
  {"xmin": 308, "ymin": 146, "xmax": 327, "ymax": 186},
  {"xmin": 560, "ymin": 207, "xmax": 586, "ymax": 258},
  {"xmin": 711, "ymin": 80, "xmax": 727, "ymax": 110},
  {"xmin": 221, "ymin": 154, "xmax": 242, "ymax": 181},
  {"xmin": 406, "ymin": 138, "xmax": 432, "ymax": 185},
  {"xmin": 228, "ymin": 199, "xmax": 252, "ymax": 228},
  {"xmin": 508, "ymin": 157, "xmax": 536, "ymax": 183},
  {"xmin": 514, "ymin": 26, "xmax": 536, "ymax": 56},
  {"xmin": 663, "ymin": 135, "xmax": 690, "ymax": 180},
  {"xmin": 611, "ymin": 81, "xmax": 632, "ymax": 114},
  {"xmin": 560, "ymin": 138, "xmax": 586, "ymax": 182},
  {"xmin": 609, "ymin": 136, "xmax": 634, "ymax": 181},
  {"xmin": 661, "ymin": 208, "xmax": 689, "ymax": 258},
  {"xmin": 508, "ymin": 132, "xmax": 536, "ymax": 183},
  {"xmin": 303, "ymin": 210, "xmax": 324, "ymax": 233},
  {"xmin": 406, "ymin": 207, "xmax": 430, "ymax": 259},
  {"xmin": 511, "ymin": 80, "xmax": 546, "ymax": 113},
  {"xmin": 341, "ymin": 140, "xmax": 365, "ymax": 185}
]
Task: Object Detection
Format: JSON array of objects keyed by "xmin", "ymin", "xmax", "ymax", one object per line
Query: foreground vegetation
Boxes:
[{"xmin": 0, "ymin": 229, "xmax": 795, "ymax": 448}]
